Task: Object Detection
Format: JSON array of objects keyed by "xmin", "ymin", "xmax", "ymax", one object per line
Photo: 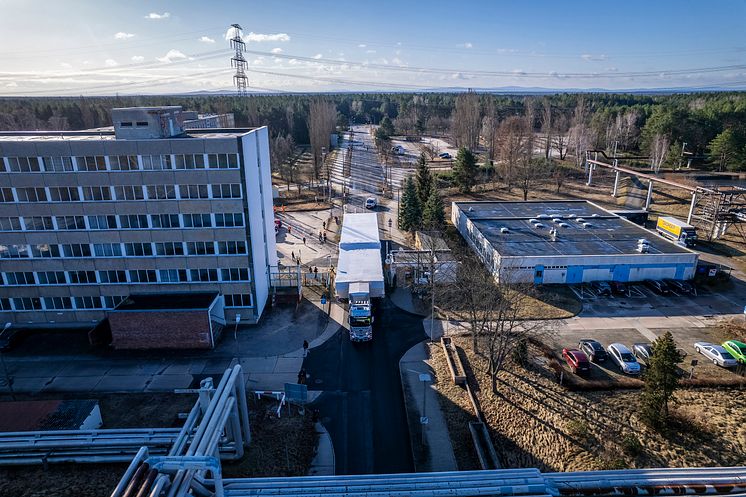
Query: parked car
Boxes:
[
  {"xmin": 365, "ymin": 197, "xmax": 377, "ymax": 209},
  {"xmin": 695, "ymin": 341, "xmax": 738, "ymax": 368},
  {"xmin": 609, "ymin": 281, "xmax": 629, "ymax": 297},
  {"xmin": 562, "ymin": 348, "xmax": 590, "ymax": 374},
  {"xmin": 0, "ymin": 328, "xmax": 23, "ymax": 352},
  {"xmin": 644, "ymin": 279, "xmax": 671, "ymax": 295},
  {"xmin": 591, "ymin": 281, "xmax": 612, "ymax": 296},
  {"xmin": 632, "ymin": 342, "xmax": 653, "ymax": 363},
  {"xmin": 438, "ymin": 152, "xmax": 452, "ymax": 159},
  {"xmin": 607, "ymin": 343, "xmax": 641, "ymax": 375},
  {"xmin": 578, "ymin": 339, "xmax": 608, "ymax": 363},
  {"xmin": 663, "ymin": 278, "xmax": 695, "ymax": 295},
  {"xmin": 722, "ymin": 340, "xmax": 746, "ymax": 364}
]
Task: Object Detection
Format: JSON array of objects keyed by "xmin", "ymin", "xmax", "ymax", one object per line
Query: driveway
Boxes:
[{"xmin": 303, "ymin": 297, "xmax": 426, "ymax": 474}]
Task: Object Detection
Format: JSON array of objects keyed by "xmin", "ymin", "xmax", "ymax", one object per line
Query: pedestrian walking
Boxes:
[
  {"xmin": 314, "ymin": 267, "xmax": 318, "ymax": 277},
  {"xmin": 288, "ymin": 225, "xmax": 292, "ymax": 235},
  {"xmin": 323, "ymin": 232, "xmax": 327, "ymax": 242},
  {"xmin": 291, "ymin": 250, "xmax": 295, "ymax": 261},
  {"xmin": 297, "ymin": 368, "xmax": 306, "ymax": 385},
  {"xmin": 303, "ymin": 339, "xmax": 309, "ymax": 357},
  {"xmin": 302, "ymin": 236, "xmax": 306, "ymax": 245},
  {"xmin": 322, "ymin": 221, "xmax": 326, "ymax": 230},
  {"xmin": 335, "ymin": 216, "xmax": 339, "ymax": 225},
  {"xmin": 318, "ymin": 231, "xmax": 323, "ymax": 243}
]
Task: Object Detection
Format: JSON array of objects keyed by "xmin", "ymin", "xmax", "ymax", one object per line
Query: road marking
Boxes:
[{"xmin": 634, "ymin": 324, "xmax": 658, "ymax": 342}]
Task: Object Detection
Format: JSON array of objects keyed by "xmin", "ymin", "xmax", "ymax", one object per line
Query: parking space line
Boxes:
[{"xmin": 634, "ymin": 324, "xmax": 659, "ymax": 342}]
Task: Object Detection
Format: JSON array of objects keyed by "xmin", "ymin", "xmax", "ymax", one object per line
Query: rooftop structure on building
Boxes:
[
  {"xmin": 0, "ymin": 106, "xmax": 277, "ymax": 344},
  {"xmin": 452, "ymin": 200, "xmax": 698, "ymax": 284}
]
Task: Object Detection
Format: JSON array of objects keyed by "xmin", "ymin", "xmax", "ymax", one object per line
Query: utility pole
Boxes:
[{"xmin": 229, "ymin": 24, "xmax": 248, "ymax": 96}]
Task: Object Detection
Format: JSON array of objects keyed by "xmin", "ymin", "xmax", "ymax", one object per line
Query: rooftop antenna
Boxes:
[{"xmin": 229, "ymin": 24, "xmax": 249, "ymax": 97}]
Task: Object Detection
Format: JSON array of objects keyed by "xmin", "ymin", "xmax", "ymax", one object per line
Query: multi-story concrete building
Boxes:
[{"xmin": 0, "ymin": 106, "xmax": 277, "ymax": 328}]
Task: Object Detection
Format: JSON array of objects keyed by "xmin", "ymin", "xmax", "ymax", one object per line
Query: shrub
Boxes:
[
  {"xmin": 512, "ymin": 339, "xmax": 529, "ymax": 367},
  {"xmin": 565, "ymin": 419, "xmax": 589, "ymax": 439},
  {"xmin": 621, "ymin": 434, "xmax": 643, "ymax": 457}
]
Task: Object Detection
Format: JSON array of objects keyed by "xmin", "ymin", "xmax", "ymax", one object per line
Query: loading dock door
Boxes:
[
  {"xmin": 566, "ymin": 266, "xmax": 583, "ymax": 284},
  {"xmin": 534, "ymin": 265, "xmax": 544, "ymax": 285}
]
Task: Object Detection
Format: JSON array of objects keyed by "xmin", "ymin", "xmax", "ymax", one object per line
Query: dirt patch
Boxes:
[
  {"xmin": 430, "ymin": 337, "xmax": 746, "ymax": 472},
  {"xmin": 0, "ymin": 394, "xmax": 318, "ymax": 497}
]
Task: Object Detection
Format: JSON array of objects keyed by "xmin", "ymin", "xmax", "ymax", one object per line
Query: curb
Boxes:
[{"xmin": 398, "ymin": 342, "xmax": 423, "ymax": 472}]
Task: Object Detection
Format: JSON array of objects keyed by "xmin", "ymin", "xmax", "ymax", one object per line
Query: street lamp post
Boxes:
[
  {"xmin": 419, "ymin": 373, "xmax": 431, "ymax": 446},
  {"xmin": 233, "ymin": 314, "xmax": 242, "ymax": 364},
  {"xmin": 0, "ymin": 323, "xmax": 15, "ymax": 400}
]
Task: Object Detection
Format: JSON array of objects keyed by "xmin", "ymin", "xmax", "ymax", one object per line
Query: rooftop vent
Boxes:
[
  {"xmin": 529, "ymin": 218, "xmax": 539, "ymax": 224},
  {"xmin": 537, "ymin": 214, "xmax": 551, "ymax": 219},
  {"xmin": 500, "ymin": 227, "xmax": 510, "ymax": 234},
  {"xmin": 582, "ymin": 222, "xmax": 593, "ymax": 228},
  {"xmin": 576, "ymin": 218, "xmax": 585, "ymax": 223},
  {"xmin": 533, "ymin": 223, "xmax": 545, "ymax": 229},
  {"xmin": 637, "ymin": 238, "xmax": 650, "ymax": 253},
  {"xmin": 558, "ymin": 222, "xmax": 570, "ymax": 228},
  {"xmin": 567, "ymin": 214, "xmax": 576, "ymax": 218}
]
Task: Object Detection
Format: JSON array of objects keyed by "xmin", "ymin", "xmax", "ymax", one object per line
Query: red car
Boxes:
[{"xmin": 562, "ymin": 348, "xmax": 590, "ymax": 374}]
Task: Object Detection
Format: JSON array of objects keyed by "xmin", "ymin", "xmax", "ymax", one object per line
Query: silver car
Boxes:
[
  {"xmin": 607, "ymin": 343, "xmax": 641, "ymax": 375},
  {"xmin": 694, "ymin": 342, "xmax": 737, "ymax": 368}
]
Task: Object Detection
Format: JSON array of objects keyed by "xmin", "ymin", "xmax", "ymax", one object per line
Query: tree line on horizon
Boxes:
[{"xmin": 0, "ymin": 91, "xmax": 745, "ymax": 171}]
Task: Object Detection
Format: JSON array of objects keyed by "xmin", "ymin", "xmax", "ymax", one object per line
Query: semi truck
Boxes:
[
  {"xmin": 656, "ymin": 216, "xmax": 697, "ymax": 247},
  {"xmin": 335, "ymin": 213, "xmax": 384, "ymax": 341}
]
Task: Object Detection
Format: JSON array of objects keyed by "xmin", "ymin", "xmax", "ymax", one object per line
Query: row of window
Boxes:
[
  {"xmin": 1, "ymin": 267, "xmax": 251, "ymax": 286},
  {"xmin": 0, "ymin": 212, "xmax": 244, "ymax": 232},
  {"xmin": 0, "ymin": 293, "xmax": 253, "ymax": 312},
  {"xmin": 0, "ymin": 183, "xmax": 242, "ymax": 203},
  {"xmin": 0, "ymin": 240, "xmax": 248, "ymax": 259},
  {"xmin": 2, "ymin": 154, "xmax": 240, "ymax": 173}
]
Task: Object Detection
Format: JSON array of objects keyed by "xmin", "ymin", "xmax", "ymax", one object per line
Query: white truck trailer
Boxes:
[{"xmin": 335, "ymin": 213, "xmax": 384, "ymax": 341}]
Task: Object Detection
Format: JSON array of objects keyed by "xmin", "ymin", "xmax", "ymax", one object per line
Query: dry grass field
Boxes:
[{"xmin": 428, "ymin": 338, "xmax": 746, "ymax": 472}]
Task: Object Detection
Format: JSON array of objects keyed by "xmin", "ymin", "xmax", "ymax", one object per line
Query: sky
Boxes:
[{"xmin": 0, "ymin": 0, "xmax": 745, "ymax": 95}]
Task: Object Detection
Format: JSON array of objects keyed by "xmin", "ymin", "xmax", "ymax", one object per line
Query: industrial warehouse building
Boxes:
[
  {"xmin": 0, "ymin": 106, "xmax": 277, "ymax": 329},
  {"xmin": 452, "ymin": 200, "xmax": 698, "ymax": 284}
]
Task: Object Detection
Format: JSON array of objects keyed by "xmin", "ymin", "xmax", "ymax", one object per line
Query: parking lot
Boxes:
[{"xmin": 546, "ymin": 279, "xmax": 746, "ymax": 386}]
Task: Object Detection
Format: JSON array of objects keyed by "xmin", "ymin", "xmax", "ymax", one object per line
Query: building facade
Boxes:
[
  {"xmin": 452, "ymin": 200, "xmax": 698, "ymax": 284},
  {"xmin": 0, "ymin": 106, "xmax": 277, "ymax": 327}
]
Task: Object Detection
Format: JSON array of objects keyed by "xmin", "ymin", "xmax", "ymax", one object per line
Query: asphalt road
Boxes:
[{"xmin": 304, "ymin": 298, "xmax": 426, "ymax": 474}]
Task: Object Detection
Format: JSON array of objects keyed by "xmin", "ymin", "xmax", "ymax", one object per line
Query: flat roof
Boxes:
[
  {"xmin": 455, "ymin": 200, "xmax": 691, "ymax": 258},
  {"xmin": 340, "ymin": 213, "xmax": 380, "ymax": 249},
  {"xmin": 0, "ymin": 128, "xmax": 255, "ymax": 142},
  {"xmin": 112, "ymin": 292, "xmax": 219, "ymax": 311}
]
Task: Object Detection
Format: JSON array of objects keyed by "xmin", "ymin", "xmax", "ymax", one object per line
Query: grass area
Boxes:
[
  {"xmin": 429, "ymin": 337, "xmax": 746, "ymax": 472},
  {"xmin": 0, "ymin": 394, "xmax": 318, "ymax": 497}
]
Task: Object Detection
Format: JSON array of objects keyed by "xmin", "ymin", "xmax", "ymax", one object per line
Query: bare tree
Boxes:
[
  {"xmin": 480, "ymin": 102, "xmax": 499, "ymax": 161},
  {"xmin": 552, "ymin": 113, "xmax": 569, "ymax": 160},
  {"xmin": 480, "ymin": 276, "xmax": 552, "ymax": 395},
  {"xmin": 541, "ymin": 98, "xmax": 553, "ymax": 159},
  {"xmin": 451, "ymin": 92, "xmax": 482, "ymax": 150},
  {"xmin": 523, "ymin": 97, "xmax": 537, "ymax": 163},
  {"xmin": 650, "ymin": 133, "xmax": 671, "ymax": 173},
  {"xmin": 569, "ymin": 98, "xmax": 590, "ymax": 168},
  {"xmin": 515, "ymin": 158, "xmax": 549, "ymax": 201},
  {"xmin": 496, "ymin": 116, "xmax": 529, "ymax": 192},
  {"xmin": 307, "ymin": 99, "xmax": 338, "ymax": 179}
]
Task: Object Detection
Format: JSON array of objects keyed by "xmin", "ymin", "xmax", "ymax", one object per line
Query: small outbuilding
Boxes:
[
  {"xmin": 452, "ymin": 200, "xmax": 698, "ymax": 284},
  {"xmin": 107, "ymin": 292, "xmax": 226, "ymax": 350}
]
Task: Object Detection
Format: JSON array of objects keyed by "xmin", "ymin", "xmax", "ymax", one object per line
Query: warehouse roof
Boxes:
[{"xmin": 455, "ymin": 200, "xmax": 691, "ymax": 257}]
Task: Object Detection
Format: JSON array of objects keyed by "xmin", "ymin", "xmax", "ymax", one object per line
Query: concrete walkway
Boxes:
[
  {"xmin": 308, "ymin": 421, "xmax": 335, "ymax": 475},
  {"xmin": 399, "ymin": 339, "xmax": 458, "ymax": 472}
]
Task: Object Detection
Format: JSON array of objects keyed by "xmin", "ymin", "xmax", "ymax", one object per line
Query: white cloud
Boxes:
[
  {"xmin": 511, "ymin": 69, "xmax": 525, "ymax": 75},
  {"xmin": 105, "ymin": 59, "xmax": 118, "ymax": 67},
  {"xmin": 198, "ymin": 36, "xmax": 215, "ymax": 44},
  {"xmin": 60, "ymin": 62, "xmax": 73, "ymax": 69},
  {"xmin": 271, "ymin": 47, "xmax": 283, "ymax": 54},
  {"xmin": 6, "ymin": 82, "xmax": 18, "ymax": 87},
  {"xmin": 312, "ymin": 53, "xmax": 322, "ymax": 59},
  {"xmin": 131, "ymin": 55, "xmax": 145, "ymax": 62},
  {"xmin": 114, "ymin": 32, "xmax": 135, "ymax": 40},
  {"xmin": 145, "ymin": 12, "xmax": 170, "ymax": 20},
  {"xmin": 581, "ymin": 53, "xmax": 607, "ymax": 61},
  {"xmin": 225, "ymin": 30, "xmax": 290, "ymax": 43},
  {"xmin": 462, "ymin": 42, "xmax": 473, "ymax": 49},
  {"xmin": 156, "ymin": 49, "xmax": 188, "ymax": 63},
  {"xmin": 366, "ymin": 49, "xmax": 376, "ymax": 54},
  {"xmin": 358, "ymin": 44, "xmax": 367, "ymax": 48}
]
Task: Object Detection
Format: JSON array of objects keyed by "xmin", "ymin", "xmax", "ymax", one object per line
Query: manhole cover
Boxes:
[{"xmin": 314, "ymin": 378, "xmax": 323, "ymax": 384}]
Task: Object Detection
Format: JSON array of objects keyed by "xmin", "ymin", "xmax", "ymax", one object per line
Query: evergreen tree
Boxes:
[
  {"xmin": 452, "ymin": 147, "xmax": 478, "ymax": 193},
  {"xmin": 639, "ymin": 331, "xmax": 682, "ymax": 430},
  {"xmin": 422, "ymin": 188, "xmax": 445, "ymax": 230},
  {"xmin": 415, "ymin": 153, "xmax": 434, "ymax": 205},
  {"xmin": 376, "ymin": 116, "xmax": 395, "ymax": 141},
  {"xmin": 398, "ymin": 177, "xmax": 422, "ymax": 232}
]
